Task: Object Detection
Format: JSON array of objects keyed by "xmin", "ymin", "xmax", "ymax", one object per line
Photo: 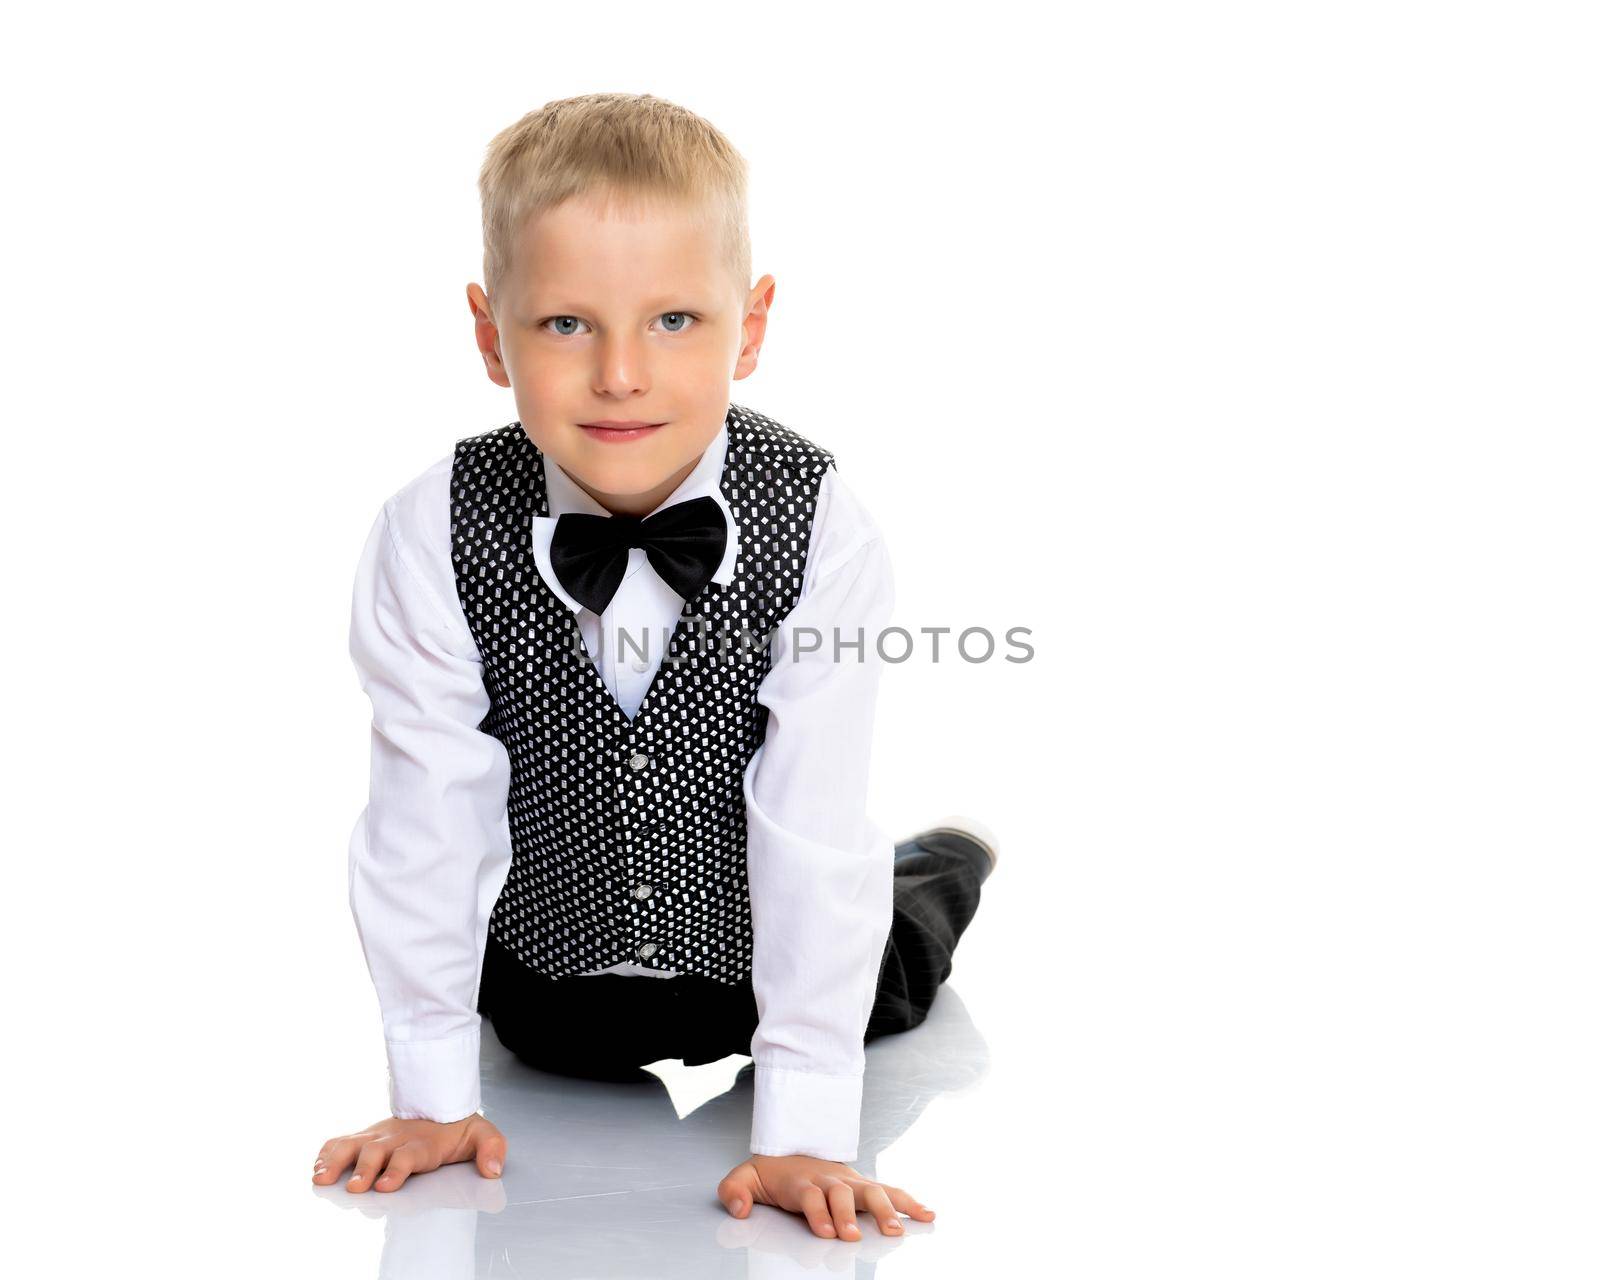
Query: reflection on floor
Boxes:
[{"xmin": 313, "ymin": 985, "xmax": 989, "ymax": 1278}]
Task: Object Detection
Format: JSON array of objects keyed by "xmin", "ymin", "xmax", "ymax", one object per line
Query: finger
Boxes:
[
  {"xmin": 860, "ymin": 1183, "xmax": 904, "ymax": 1236},
  {"xmin": 313, "ymin": 1138, "xmax": 361, "ymax": 1185},
  {"xmin": 822, "ymin": 1178, "xmax": 861, "ymax": 1240},
  {"xmin": 717, "ymin": 1167, "xmax": 757, "ymax": 1217},
  {"xmin": 878, "ymin": 1182, "xmax": 936, "ymax": 1221},
  {"xmin": 372, "ymin": 1144, "xmax": 423, "ymax": 1192},
  {"xmin": 797, "ymin": 1183, "xmax": 836, "ymax": 1238},
  {"xmin": 345, "ymin": 1140, "xmax": 395, "ymax": 1193},
  {"xmin": 472, "ymin": 1127, "xmax": 508, "ymax": 1179}
]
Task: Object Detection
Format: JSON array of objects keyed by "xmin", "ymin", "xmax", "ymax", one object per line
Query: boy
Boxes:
[{"xmin": 311, "ymin": 92, "xmax": 997, "ymax": 1243}]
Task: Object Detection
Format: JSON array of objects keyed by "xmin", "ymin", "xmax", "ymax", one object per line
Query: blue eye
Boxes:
[{"xmin": 539, "ymin": 312, "xmax": 696, "ymax": 336}]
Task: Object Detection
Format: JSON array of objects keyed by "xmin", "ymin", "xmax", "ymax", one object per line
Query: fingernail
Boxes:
[
  {"xmin": 486, "ymin": 1159, "xmax": 502, "ymax": 1175},
  {"xmin": 730, "ymin": 1199, "xmax": 743, "ymax": 1212},
  {"xmin": 820, "ymin": 1224, "xmax": 834, "ymax": 1235}
]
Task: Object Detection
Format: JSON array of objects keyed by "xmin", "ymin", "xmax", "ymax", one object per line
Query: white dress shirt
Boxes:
[{"xmin": 346, "ymin": 418, "xmax": 896, "ymax": 1161}]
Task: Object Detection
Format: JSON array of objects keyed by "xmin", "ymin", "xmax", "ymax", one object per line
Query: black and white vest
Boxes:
[{"xmin": 449, "ymin": 402, "xmax": 836, "ymax": 982}]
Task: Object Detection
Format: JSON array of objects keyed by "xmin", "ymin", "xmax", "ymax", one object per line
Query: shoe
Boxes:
[{"xmin": 898, "ymin": 814, "xmax": 1000, "ymax": 883}]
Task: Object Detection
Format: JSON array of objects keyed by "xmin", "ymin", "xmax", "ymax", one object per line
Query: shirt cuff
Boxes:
[
  {"xmin": 749, "ymin": 1064, "xmax": 864, "ymax": 1161},
  {"xmin": 385, "ymin": 1026, "xmax": 483, "ymax": 1123}
]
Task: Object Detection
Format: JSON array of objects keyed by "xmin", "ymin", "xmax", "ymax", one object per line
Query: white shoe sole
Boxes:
[{"xmin": 920, "ymin": 813, "xmax": 1000, "ymax": 872}]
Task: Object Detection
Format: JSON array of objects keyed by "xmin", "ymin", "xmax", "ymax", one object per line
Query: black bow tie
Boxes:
[{"xmin": 549, "ymin": 494, "xmax": 728, "ymax": 616}]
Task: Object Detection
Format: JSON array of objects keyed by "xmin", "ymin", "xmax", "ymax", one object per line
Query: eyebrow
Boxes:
[{"xmin": 533, "ymin": 295, "xmax": 713, "ymax": 314}]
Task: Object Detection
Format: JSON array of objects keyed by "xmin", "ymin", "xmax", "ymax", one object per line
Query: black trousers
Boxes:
[{"xmin": 477, "ymin": 830, "xmax": 987, "ymax": 1080}]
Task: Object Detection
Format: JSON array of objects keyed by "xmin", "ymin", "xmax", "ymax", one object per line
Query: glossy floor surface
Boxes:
[{"xmin": 310, "ymin": 986, "xmax": 991, "ymax": 1278}]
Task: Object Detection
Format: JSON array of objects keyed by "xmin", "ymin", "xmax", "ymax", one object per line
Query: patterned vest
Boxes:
[{"xmin": 449, "ymin": 403, "xmax": 835, "ymax": 981}]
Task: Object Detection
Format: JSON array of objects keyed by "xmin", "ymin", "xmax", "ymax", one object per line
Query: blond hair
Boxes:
[{"xmin": 477, "ymin": 92, "xmax": 751, "ymax": 315}]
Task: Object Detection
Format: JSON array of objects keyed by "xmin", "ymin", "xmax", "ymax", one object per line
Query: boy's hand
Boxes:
[
  {"xmin": 716, "ymin": 1155, "xmax": 935, "ymax": 1240},
  {"xmin": 312, "ymin": 1114, "xmax": 507, "ymax": 1192}
]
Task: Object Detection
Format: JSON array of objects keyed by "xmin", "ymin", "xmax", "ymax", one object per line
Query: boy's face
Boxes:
[{"xmin": 467, "ymin": 190, "xmax": 774, "ymax": 517}]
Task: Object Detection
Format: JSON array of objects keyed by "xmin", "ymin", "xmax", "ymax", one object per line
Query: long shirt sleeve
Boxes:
[
  {"xmin": 744, "ymin": 465, "xmax": 897, "ymax": 1161},
  {"xmin": 346, "ymin": 458, "xmax": 513, "ymax": 1123}
]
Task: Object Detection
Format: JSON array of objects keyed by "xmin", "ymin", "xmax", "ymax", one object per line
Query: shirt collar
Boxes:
[{"xmin": 531, "ymin": 420, "xmax": 739, "ymax": 616}]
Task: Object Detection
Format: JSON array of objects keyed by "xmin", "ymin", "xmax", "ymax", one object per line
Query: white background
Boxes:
[{"xmin": 4, "ymin": 1, "xmax": 1596, "ymax": 1274}]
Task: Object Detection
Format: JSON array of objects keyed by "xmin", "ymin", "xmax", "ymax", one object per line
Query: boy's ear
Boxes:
[
  {"xmin": 467, "ymin": 282, "xmax": 511, "ymax": 388},
  {"xmin": 734, "ymin": 274, "xmax": 777, "ymax": 381}
]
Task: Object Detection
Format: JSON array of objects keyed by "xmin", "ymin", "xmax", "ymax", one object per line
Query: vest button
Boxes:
[
  {"xmin": 636, "ymin": 941, "xmax": 658, "ymax": 960},
  {"xmin": 631, "ymin": 657, "xmax": 649, "ymax": 673},
  {"xmin": 628, "ymin": 753, "xmax": 650, "ymax": 771},
  {"xmin": 633, "ymin": 882, "xmax": 653, "ymax": 899}
]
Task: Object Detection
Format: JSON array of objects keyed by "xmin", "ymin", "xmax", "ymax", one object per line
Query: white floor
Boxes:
[{"xmin": 310, "ymin": 985, "xmax": 991, "ymax": 1278}]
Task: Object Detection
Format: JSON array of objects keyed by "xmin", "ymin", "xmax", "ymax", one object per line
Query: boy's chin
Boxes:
[{"xmin": 560, "ymin": 442, "xmax": 685, "ymax": 497}]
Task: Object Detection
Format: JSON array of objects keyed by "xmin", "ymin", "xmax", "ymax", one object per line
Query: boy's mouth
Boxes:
[{"xmin": 578, "ymin": 420, "xmax": 665, "ymax": 443}]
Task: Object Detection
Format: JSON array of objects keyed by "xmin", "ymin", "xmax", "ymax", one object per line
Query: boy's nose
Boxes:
[{"xmin": 594, "ymin": 342, "xmax": 649, "ymax": 396}]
